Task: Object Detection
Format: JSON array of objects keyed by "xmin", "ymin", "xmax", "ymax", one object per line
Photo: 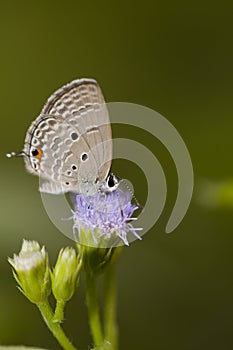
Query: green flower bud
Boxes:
[
  {"xmin": 8, "ymin": 240, "xmax": 51, "ymax": 304},
  {"xmin": 51, "ymin": 247, "xmax": 81, "ymax": 302}
]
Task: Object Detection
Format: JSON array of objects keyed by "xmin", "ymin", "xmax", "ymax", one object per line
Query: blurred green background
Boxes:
[{"xmin": 0, "ymin": 1, "xmax": 233, "ymax": 349}]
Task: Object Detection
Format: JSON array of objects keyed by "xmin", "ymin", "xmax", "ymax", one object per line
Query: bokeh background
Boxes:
[{"xmin": 0, "ymin": 1, "xmax": 233, "ymax": 349}]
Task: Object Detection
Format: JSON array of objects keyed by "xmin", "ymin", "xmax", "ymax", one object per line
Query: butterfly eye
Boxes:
[{"xmin": 31, "ymin": 148, "xmax": 43, "ymax": 159}]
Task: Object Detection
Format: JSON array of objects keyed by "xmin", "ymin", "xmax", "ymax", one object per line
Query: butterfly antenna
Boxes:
[{"xmin": 6, "ymin": 151, "xmax": 26, "ymax": 158}]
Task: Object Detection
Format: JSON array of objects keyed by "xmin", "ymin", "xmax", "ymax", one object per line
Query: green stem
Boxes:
[
  {"xmin": 53, "ymin": 299, "xmax": 66, "ymax": 323},
  {"xmin": 37, "ymin": 300, "xmax": 77, "ymax": 350},
  {"xmin": 104, "ymin": 263, "xmax": 118, "ymax": 350},
  {"xmin": 85, "ymin": 273, "xmax": 104, "ymax": 347}
]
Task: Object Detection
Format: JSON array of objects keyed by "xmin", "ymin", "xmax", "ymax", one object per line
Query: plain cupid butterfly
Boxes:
[{"xmin": 7, "ymin": 79, "xmax": 118, "ymax": 195}]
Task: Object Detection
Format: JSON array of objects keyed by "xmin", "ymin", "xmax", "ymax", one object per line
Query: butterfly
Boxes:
[{"xmin": 7, "ymin": 79, "xmax": 118, "ymax": 195}]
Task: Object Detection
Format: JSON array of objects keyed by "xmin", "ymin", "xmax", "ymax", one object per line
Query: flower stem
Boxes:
[
  {"xmin": 85, "ymin": 273, "xmax": 104, "ymax": 347},
  {"xmin": 104, "ymin": 263, "xmax": 118, "ymax": 350},
  {"xmin": 53, "ymin": 299, "xmax": 66, "ymax": 323},
  {"xmin": 37, "ymin": 300, "xmax": 77, "ymax": 350}
]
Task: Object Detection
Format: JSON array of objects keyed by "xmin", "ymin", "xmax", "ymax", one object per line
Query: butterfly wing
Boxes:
[{"xmin": 24, "ymin": 79, "xmax": 112, "ymax": 194}]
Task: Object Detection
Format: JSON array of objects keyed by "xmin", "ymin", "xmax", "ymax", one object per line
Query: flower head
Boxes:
[
  {"xmin": 51, "ymin": 247, "xmax": 81, "ymax": 302},
  {"xmin": 8, "ymin": 240, "xmax": 51, "ymax": 303},
  {"xmin": 72, "ymin": 188, "xmax": 142, "ymax": 247}
]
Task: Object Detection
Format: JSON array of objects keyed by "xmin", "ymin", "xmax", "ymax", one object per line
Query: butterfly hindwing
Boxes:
[{"xmin": 24, "ymin": 79, "xmax": 112, "ymax": 194}]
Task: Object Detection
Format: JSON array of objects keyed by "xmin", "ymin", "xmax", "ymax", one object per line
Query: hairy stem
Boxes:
[
  {"xmin": 85, "ymin": 273, "xmax": 104, "ymax": 346},
  {"xmin": 53, "ymin": 299, "xmax": 66, "ymax": 323},
  {"xmin": 37, "ymin": 300, "xmax": 77, "ymax": 350},
  {"xmin": 104, "ymin": 263, "xmax": 118, "ymax": 350}
]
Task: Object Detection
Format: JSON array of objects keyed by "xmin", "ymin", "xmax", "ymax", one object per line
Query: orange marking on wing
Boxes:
[{"xmin": 35, "ymin": 149, "xmax": 43, "ymax": 159}]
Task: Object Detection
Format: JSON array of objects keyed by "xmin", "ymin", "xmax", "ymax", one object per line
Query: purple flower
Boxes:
[{"xmin": 72, "ymin": 189, "xmax": 142, "ymax": 246}]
